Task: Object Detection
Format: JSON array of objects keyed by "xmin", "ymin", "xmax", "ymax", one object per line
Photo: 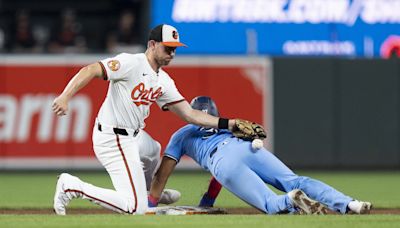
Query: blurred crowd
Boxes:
[{"xmin": 0, "ymin": 8, "xmax": 145, "ymax": 54}]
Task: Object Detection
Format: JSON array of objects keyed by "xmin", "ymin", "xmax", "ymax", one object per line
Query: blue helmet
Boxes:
[{"xmin": 190, "ymin": 96, "xmax": 219, "ymax": 117}]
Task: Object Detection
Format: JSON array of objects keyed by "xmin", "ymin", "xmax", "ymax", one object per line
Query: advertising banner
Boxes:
[
  {"xmin": 152, "ymin": 0, "xmax": 400, "ymax": 57},
  {"xmin": 0, "ymin": 55, "xmax": 271, "ymax": 169}
]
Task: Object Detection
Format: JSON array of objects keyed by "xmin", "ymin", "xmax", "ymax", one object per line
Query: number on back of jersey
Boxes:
[{"xmin": 198, "ymin": 127, "xmax": 218, "ymax": 139}]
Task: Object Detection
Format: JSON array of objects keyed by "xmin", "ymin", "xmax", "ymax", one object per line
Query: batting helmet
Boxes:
[{"xmin": 190, "ymin": 96, "xmax": 219, "ymax": 117}]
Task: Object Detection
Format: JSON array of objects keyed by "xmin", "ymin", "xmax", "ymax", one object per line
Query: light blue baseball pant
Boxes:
[{"xmin": 207, "ymin": 138, "xmax": 353, "ymax": 214}]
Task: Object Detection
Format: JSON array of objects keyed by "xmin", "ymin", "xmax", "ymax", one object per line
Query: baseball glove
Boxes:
[{"xmin": 232, "ymin": 119, "xmax": 267, "ymax": 141}]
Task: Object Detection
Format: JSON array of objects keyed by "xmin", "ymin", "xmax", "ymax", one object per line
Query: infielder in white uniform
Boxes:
[{"xmin": 52, "ymin": 24, "xmax": 257, "ymax": 215}]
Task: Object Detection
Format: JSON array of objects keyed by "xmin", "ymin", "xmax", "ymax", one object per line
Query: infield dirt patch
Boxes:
[{"xmin": 0, "ymin": 208, "xmax": 399, "ymax": 215}]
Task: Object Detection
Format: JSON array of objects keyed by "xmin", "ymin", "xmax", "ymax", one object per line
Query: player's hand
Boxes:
[{"xmin": 52, "ymin": 95, "xmax": 69, "ymax": 116}]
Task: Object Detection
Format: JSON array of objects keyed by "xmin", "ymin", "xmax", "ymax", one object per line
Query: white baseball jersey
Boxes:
[
  {"xmin": 57, "ymin": 54, "xmax": 184, "ymax": 215},
  {"xmin": 98, "ymin": 53, "xmax": 184, "ymax": 130},
  {"xmin": 55, "ymin": 25, "xmax": 186, "ymax": 215}
]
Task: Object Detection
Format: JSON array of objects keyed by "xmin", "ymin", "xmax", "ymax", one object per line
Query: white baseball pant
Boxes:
[{"xmin": 61, "ymin": 122, "xmax": 161, "ymax": 214}]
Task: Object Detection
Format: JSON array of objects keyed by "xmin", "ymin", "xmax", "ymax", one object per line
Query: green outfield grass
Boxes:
[
  {"xmin": 1, "ymin": 214, "xmax": 400, "ymax": 228},
  {"xmin": 0, "ymin": 171, "xmax": 399, "ymax": 227}
]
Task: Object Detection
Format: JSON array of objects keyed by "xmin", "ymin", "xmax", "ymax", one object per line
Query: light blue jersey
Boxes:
[
  {"xmin": 164, "ymin": 124, "xmax": 232, "ymax": 170},
  {"xmin": 165, "ymin": 124, "xmax": 353, "ymax": 214}
]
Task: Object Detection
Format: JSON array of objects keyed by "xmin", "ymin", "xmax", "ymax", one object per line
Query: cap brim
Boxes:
[{"xmin": 162, "ymin": 42, "xmax": 188, "ymax": 47}]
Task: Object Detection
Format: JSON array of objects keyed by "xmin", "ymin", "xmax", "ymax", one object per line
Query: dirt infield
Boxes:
[{"xmin": 1, "ymin": 208, "xmax": 400, "ymax": 215}]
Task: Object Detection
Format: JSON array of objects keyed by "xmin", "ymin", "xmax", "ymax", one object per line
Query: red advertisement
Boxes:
[{"xmin": 0, "ymin": 56, "xmax": 271, "ymax": 169}]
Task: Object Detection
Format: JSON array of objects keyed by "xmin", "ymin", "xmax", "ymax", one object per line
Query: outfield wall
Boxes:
[
  {"xmin": 0, "ymin": 55, "xmax": 272, "ymax": 170},
  {"xmin": 273, "ymin": 58, "xmax": 400, "ymax": 169},
  {"xmin": 1, "ymin": 55, "xmax": 400, "ymax": 170}
]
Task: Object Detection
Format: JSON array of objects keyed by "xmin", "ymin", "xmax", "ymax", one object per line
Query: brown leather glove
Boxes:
[{"xmin": 232, "ymin": 119, "xmax": 267, "ymax": 141}]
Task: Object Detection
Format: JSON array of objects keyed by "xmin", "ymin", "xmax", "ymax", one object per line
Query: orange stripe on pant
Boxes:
[{"xmin": 116, "ymin": 135, "xmax": 138, "ymax": 213}]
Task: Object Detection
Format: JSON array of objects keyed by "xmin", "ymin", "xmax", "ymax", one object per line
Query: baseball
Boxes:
[{"xmin": 252, "ymin": 139, "xmax": 263, "ymax": 150}]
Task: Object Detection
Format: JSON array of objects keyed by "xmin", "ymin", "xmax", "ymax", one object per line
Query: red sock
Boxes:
[{"xmin": 206, "ymin": 177, "xmax": 222, "ymax": 199}]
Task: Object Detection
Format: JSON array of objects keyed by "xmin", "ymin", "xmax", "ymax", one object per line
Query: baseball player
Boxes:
[
  {"xmin": 52, "ymin": 24, "xmax": 263, "ymax": 215},
  {"xmin": 148, "ymin": 96, "xmax": 372, "ymax": 215}
]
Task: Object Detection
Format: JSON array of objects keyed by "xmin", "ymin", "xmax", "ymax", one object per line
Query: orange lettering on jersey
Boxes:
[
  {"xmin": 131, "ymin": 83, "xmax": 163, "ymax": 106},
  {"xmin": 151, "ymin": 87, "xmax": 162, "ymax": 100}
]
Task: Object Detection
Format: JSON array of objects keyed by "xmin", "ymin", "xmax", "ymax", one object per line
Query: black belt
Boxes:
[
  {"xmin": 209, "ymin": 147, "xmax": 218, "ymax": 158},
  {"xmin": 98, "ymin": 123, "xmax": 139, "ymax": 137}
]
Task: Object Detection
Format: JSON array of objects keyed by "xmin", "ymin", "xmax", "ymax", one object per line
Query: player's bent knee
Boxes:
[
  {"xmin": 147, "ymin": 141, "xmax": 161, "ymax": 160},
  {"xmin": 154, "ymin": 141, "xmax": 161, "ymax": 157}
]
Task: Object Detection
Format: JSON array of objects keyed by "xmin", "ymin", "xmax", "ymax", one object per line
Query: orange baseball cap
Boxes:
[{"xmin": 149, "ymin": 24, "xmax": 187, "ymax": 47}]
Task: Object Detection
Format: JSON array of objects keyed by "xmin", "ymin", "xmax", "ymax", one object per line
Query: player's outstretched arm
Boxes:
[
  {"xmin": 52, "ymin": 62, "xmax": 105, "ymax": 116},
  {"xmin": 168, "ymin": 100, "xmax": 236, "ymax": 130},
  {"xmin": 168, "ymin": 101, "xmax": 266, "ymax": 140},
  {"xmin": 148, "ymin": 156, "xmax": 177, "ymax": 207}
]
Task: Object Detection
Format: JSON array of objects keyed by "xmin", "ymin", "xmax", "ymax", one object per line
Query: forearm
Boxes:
[
  {"xmin": 60, "ymin": 65, "xmax": 100, "ymax": 99},
  {"xmin": 53, "ymin": 63, "xmax": 104, "ymax": 116},
  {"xmin": 186, "ymin": 109, "xmax": 236, "ymax": 130},
  {"xmin": 149, "ymin": 157, "xmax": 176, "ymax": 202},
  {"xmin": 149, "ymin": 176, "xmax": 168, "ymax": 200},
  {"xmin": 169, "ymin": 100, "xmax": 236, "ymax": 130}
]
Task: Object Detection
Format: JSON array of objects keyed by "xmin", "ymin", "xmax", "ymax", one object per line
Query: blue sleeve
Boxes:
[{"xmin": 164, "ymin": 126, "xmax": 189, "ymax": 162}]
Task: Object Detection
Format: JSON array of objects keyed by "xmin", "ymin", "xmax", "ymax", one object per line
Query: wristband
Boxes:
[
  {"xmin": 218, "ymin": 118, "xmax": 229, "ymax": 129},
  {"xmin": 148, "ymin": 195, "xmax": 159, "ymax": 207}
]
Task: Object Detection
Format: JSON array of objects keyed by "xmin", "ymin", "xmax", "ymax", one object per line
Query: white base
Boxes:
[{"xmin": 145, "ymin": 206, "xmax": 226, "ymax": 215}]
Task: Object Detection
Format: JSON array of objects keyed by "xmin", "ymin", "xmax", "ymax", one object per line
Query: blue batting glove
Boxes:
[{"xmin": 199, "ymin": 193, "xmax": 215, "ymax": 207}]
